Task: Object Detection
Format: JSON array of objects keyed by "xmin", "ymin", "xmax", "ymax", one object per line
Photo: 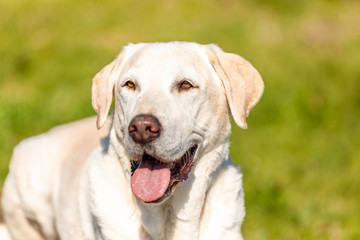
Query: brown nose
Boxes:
[{"xmin": 128, "ymin": 114, "xmax": 161, "ymax": 144}]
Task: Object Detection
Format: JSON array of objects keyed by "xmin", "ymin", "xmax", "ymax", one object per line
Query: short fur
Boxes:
[{"xmin": 2, "ymin": 42, "xmax": 264, "ymax": 240}]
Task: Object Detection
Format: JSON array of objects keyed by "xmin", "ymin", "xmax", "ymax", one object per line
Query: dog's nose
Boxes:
[{"xmin": 128, "ymin": 114, "xmax": 161, "ymax": 144}]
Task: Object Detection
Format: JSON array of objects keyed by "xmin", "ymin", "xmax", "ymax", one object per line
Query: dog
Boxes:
[{"xmin": 2, "ymin": 42, "xmax": 264, "ymax": 240}]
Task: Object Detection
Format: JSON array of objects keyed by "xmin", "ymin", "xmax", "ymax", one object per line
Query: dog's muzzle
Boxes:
[
  {"xmin": 130, "ymin": 145, "xmax": 197, "ymax": 203},
  {"xmin": 127, "ymin": 114, "xmax": 198, "ymax": 203}
]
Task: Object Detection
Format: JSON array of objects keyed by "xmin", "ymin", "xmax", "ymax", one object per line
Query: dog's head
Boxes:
[{"xmin": 92, "ymin": 42, "xmax": 264, "ymax": 204}]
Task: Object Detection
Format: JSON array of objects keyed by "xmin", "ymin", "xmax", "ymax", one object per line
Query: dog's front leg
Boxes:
[
  {"xmin": 198, "ymin": 161, "xmax": 245, "ymax": 240},
  {"xmin": 168, "ymin": 172, "xmax": 211, "ymax": 240}
]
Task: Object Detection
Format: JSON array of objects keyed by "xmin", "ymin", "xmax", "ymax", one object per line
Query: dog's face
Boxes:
[{"xmin": 92, "ymin": 42, "xmax": 264, "ymax": 204}]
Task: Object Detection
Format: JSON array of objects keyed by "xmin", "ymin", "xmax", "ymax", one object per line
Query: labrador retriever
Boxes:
[{"xmin": 2, "ymin": 42, "xmax": 264, "ymax": 240}]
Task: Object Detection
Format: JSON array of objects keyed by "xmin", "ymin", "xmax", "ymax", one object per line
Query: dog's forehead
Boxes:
[
  {"xmin": 128, "ymin": 42, "xmax": 205, "ymax": 64},
  {"xmin": 121, "ymin": 42, "xmax": 216, "ymax": 85}
]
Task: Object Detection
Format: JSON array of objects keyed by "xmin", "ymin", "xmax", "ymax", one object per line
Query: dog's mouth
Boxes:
[{"xmin": 130, "ymin": 145, "xmax": 197, "ymax": 203}]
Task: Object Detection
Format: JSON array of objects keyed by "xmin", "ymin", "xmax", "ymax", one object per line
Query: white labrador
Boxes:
[{"xmin": 2, "ymin": 42, "xmax": 264, "ymax": 240}]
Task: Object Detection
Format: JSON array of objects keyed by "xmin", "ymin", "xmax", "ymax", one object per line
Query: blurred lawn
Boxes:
[{"xmin": 1, "ymin": 0, "xmax": 359, "ymax": 239}]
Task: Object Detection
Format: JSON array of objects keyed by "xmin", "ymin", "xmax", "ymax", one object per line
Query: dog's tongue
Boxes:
[{"xmin": 131, "ymin": 157, "xmax": 171, "ymax": 202}]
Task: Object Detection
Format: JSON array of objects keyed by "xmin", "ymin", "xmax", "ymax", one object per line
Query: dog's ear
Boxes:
[
  {"xmin": 206, "ymin": 44, "xmax": 264, "ymax": 129},
  {"xmin": 92, "ymin": 51, "xmax": 126, "ymax": 129}
]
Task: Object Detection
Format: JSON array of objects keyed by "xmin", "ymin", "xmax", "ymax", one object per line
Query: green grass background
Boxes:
[{"xmin": 1, "ymin": 0, "xmax": 359, "ymax": 239}]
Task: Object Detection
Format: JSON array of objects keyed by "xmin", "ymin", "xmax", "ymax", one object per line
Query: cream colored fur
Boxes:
[{"xmin": 2, "ymin": 42, "xmax": 263, "ymax": 240}]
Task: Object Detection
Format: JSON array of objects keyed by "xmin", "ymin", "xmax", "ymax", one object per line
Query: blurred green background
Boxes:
[{"xmin": 1, "ymin": 0, "xmax": 359, "ymax": 239}]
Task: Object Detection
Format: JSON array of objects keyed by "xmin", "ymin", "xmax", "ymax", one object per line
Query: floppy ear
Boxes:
[
  {"xmin": 92, "ymin": 51, "xmax": 126, "ymax": 129},
  {"xmin": 206, "ymin": 44, "xmax": 264, "ymax": 129}
]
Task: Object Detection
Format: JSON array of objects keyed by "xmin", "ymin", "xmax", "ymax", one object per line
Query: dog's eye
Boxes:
[
  {"xmin": 124, "ymin": 81, "xmax": 135, "ymax": 89},
  {"xmin": 180, "ymin": 80, "xmax": 193, "ymax": 89}
]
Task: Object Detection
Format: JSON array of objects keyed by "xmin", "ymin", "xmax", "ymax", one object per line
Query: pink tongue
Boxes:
[{"xmin": 131, "ymin": 159, "xmax": 171, "ymax": 202}]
